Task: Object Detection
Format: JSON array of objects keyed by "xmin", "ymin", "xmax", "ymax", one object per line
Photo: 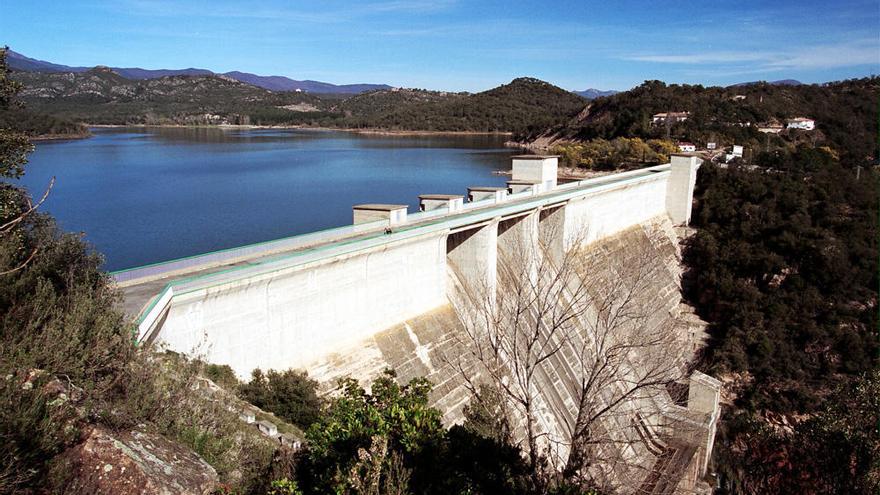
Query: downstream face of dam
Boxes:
[{"xmin": 117, "ymin": 154, "xmax": 720, "ymax": 493}]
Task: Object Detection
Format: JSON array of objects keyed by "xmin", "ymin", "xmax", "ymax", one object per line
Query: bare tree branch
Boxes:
[{"xmin": 0, "ymin": 176, "xmax": 55, "ymax": 233}]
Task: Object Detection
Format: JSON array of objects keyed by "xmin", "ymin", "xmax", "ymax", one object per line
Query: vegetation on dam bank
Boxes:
[{"xmin": 683, "ymin": 153, "xmax": 879, "ymax": 493}]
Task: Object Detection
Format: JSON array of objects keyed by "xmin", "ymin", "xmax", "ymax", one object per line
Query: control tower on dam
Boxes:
[{"xmin": 115, "ymin": 153, "xmax": 720, "ymax": 493}]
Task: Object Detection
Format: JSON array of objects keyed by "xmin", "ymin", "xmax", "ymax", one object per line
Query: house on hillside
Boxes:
[
  {"xmin": 725, "ymin": 145, "xmax": 745, "ymax": 163},
  {"xmin": 652, "ymin": 112, "xmax": 690, "ymax": 124},
  {"xmin": 677, "ymin": 142, "xmax": 697, "ymax": 152},
  {"xmin": 786, "ymin": 117, "xmax": 815, "ymax": 130}
]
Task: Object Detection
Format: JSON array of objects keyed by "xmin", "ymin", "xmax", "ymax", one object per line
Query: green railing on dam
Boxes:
[
  {"xmin": 114, "ymin": 164, "xmax": 669, "ymax": 285},
  {"xmin": 122, "ymin": 163, "xmax": 672, "ymax": 338},
  {"xmin": 112, "ymin": 217, "xmax": 389, "ymax": 284}
]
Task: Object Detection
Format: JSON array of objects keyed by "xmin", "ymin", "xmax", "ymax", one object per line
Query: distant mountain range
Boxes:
[
  {"xmin": 573, "ymin": 88, "xmax": 619, "ymax": 99},
  {"xmin": 6, "ymin": 50, "xmax": 392, "ymax": 94},
  {"xmin": 9, "ymin": 50, "xmax": 623, "ymax": 99}
]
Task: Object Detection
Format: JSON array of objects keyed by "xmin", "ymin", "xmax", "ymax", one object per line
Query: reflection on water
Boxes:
[{"xmin": 21, "ymin": 127, "xmax": 520, "ymax": 270}]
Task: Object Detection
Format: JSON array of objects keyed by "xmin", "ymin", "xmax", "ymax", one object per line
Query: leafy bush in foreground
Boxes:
[{"xmin": 239, "ymin": 368, "xmax": 323, "ymax": 430}]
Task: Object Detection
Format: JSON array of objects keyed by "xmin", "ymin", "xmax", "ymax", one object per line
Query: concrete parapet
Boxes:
[
  {"xmin": 512, "ymin": 155, "xmax": 558, "ymax": 190},
  {"xmin": 507, "ymin": 179, "xmax": 543, "ymax": 195},
  {"xmin": 419, "ymin": 194, "xmax": 464, "ymax": 213},
  {"xmin": 666, "ymin": 154, "xmax": 701, "ymax": 225},
  {"xmin": 467, "ymin": 186, "xmax": 508, "ymax": 203},
  {"xmin": 353, "ymin": 204, "xmax": 408, "ymax": 226}
]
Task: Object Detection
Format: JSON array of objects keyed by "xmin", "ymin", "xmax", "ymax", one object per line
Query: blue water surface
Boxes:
[{"xmin": 20, "ymin": 127, "xmax": 515, "ymax": 271}]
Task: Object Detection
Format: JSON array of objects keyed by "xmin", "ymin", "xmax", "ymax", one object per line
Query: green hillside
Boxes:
[
  {"xmin": 331, "ymin": 78, "xmax": 586, "ymax": 132},
  {"xmin": 529, "ymin": 78, "xmax": 879, "ymax": 163},
  {"xmin": 11, "ymin": 67, "xmax": 324, "ymax": 126},
  {"xmin": 10, "ymin": 70, "xmax": 585, "ymax": 133}
]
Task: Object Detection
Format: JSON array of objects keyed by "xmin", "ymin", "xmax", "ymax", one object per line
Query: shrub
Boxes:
[
  {"xmin": 203, "ymin": 362, "xmax": 240, "ymax": 390},
  {"xmin": 239, "ymin": 369, "xmax": 322, "ymax": 429}
]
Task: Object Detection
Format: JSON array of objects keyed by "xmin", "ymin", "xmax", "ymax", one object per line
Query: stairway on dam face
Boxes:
[{"xmin": 300, "ymin": 214, "xmax": 715, "ymax": 493}]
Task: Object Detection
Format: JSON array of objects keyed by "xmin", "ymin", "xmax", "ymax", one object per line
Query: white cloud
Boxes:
[
  {"xmin": 764, "ymin": 38, "xmax": 879, "ymax": 70},
  {"xmin": 625, "ymin": 38, "xmax": 880, "ymax": 71},
  {"xmin": 626, "ymin": 52, "xmax": 769, "ymax": 64}
]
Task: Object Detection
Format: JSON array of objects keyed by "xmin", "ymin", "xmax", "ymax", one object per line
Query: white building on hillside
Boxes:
[
  {"xmin": 677, "ymin": 142, "xmax": 696, "ymax": 153},
  {"xmin": 786, "ymin": 117, "xmax": 815, "ymax": 130}
]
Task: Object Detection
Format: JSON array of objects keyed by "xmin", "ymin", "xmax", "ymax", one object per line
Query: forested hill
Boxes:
[
  {"xmin": 333, "ymin": 78, "xmax": 587, "ymax": 132},
  {"xmin": 11, "ymin": 66, "xmax": 323, "ymax": 126},
  {"xmin": 9, "ymin": 69, "xmax": 586, "ymax": 133},
  {"xmin": 526, "ymin": 78, "xmax": 879, "ymax": 162}
]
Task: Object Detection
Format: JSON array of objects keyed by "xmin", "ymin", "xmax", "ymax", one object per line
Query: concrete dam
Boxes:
[{"xmin": 117, "ymin": 154, "xmax": 721, "ymax": 493}]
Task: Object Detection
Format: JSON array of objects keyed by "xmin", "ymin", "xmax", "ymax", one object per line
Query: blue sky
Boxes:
[{"xmin": 3, "ymin": 0, "xmax": 878, "ymax": 91}]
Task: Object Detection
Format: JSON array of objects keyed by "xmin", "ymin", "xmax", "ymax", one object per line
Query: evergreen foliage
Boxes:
[
  {"xmin": 550, "ymin": 137, "xmax": 677, "ymax": 169},
  {"xmin": 682, "ymin": 146, "xmax": 878, "ymax": 493},
  {"xmin": 11, "ymin": 70, "xmax": 586, "ymax": 133},
  {"xmin": 534, "ymin": 78, "xmax": 879, "ymax": 164},
  {"xmin": 239, "ymin": 369, "xmax": 323, "ymax": 430},
  {"xmin": 297, "ymin": 370, "xmax": 531, "ymax": 495},
  {"xmin": 716, "ymin": 370, "xmax": 879, "ymax": 494},
  {"xmin": 683, "ymin": 153, "xmax": 877, "ymax": 410},
  {"xmin": 0, "ymin": 45, "xmax": 138, "ymax": 491}
]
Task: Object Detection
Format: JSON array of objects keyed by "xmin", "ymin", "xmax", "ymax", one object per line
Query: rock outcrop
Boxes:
[{"xmin": 51, "ymin": 426, "xmax": 218, "ymax": 495}]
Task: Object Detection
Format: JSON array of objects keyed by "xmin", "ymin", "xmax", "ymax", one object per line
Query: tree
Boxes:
[
  {"xmin": 0, "ymin": 48, "xmax": 32, "ymax": 180},
  {"xmin": 448, "ymin": 219, "xmax": 690, "ymax": 493},
  {"xmin": 301, "ymin": 370, "xmax": 444, "ymax": 494},
  {"xmin": 239, "ymin": 368, "xmax": 323, "ymax": 429},
  {"xmin": 0, "ymin": 46, "xmax": 143, "ymax": 493}
]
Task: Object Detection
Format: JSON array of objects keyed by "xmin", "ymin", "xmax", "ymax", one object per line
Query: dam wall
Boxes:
[
  {"xmin": 116, "ymin": 153, "xmax": 718, "ymax": 492},
  {"xmin": 122, "ymin": 155, "xmax": 702, "ymax": 378},
  {"xmin": 159, "ymin": 232, "xmax": 448, "ymax": 371},
  {"xmin": 562, "ymin": 173, "xmax": 668, "ymax": 247}
]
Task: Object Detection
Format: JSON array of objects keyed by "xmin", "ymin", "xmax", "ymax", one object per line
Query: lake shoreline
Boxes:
[
  {"xmin": 29, "ymin": 130, "xmax": 93, "ymax": 142},
  {"xmin": 87, "ymin": 123, "xmax": 515, "ymax": 137}
]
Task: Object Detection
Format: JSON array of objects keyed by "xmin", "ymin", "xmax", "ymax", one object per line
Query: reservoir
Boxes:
[{"xmin": 20, "ymin": 127, "xmax": 516, "ymax": 271}]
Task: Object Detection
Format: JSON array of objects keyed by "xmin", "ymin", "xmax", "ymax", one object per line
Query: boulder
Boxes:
[{"xmin": 52, "ymin": 426, "xmax": 218, "ymax": 494}]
